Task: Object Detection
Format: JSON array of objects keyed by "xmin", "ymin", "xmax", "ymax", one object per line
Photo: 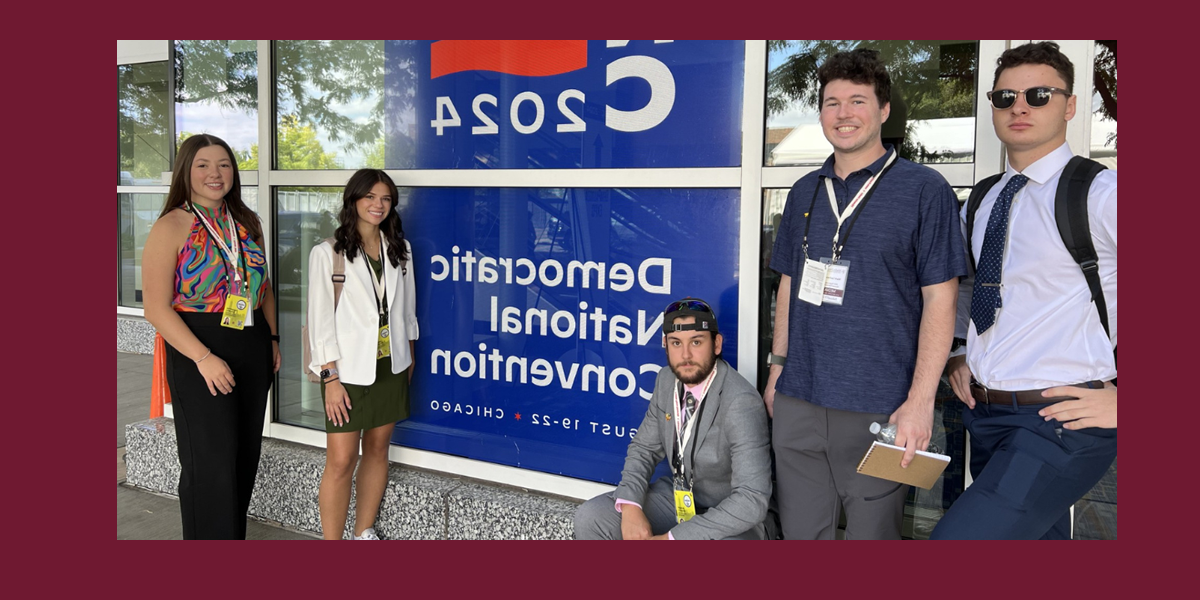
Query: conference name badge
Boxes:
[
  {"xmin": 798, "ymin": 259, "xmax": 828, "ymax": 306},
  {"xmin": 674, "ymin": 489, "xmax": 696, "ymax": 523},
  {"xmin": 377, "ymin": 324, "xmax": 391, "ymax": 359},
  {"xmin": 221, "ymin": 294, "xmax": 249, "ymax": 330},
  {"xmin": 818, "ymin": 258, "xmax": 851, "ymax": 306}
]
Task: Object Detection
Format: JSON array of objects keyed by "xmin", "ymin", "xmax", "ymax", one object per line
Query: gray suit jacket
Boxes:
[{"xmin": 613, "ymin": 359, "xmax": 772, "ymax": 540}]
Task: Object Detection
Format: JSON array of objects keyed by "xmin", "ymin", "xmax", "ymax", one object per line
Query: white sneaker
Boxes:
[{"xmin": 353, "ymin": 527, "xmax": 379, "ymax": 540}]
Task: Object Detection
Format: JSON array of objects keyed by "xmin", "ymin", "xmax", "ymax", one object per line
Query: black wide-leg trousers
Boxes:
[{"xmin": 164, "ymin": 309, "xmax": 272, "ymax": 540}]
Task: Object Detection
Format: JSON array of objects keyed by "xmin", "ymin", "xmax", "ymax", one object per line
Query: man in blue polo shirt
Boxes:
[{"xmin": 763, "ymin": 48, "xmax": 966, "ymax": 539}]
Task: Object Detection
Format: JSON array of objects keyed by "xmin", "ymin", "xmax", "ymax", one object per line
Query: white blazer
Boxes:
[{"xmin": 307, "ymin": 237, "xmax": 419, "ymax": 385}]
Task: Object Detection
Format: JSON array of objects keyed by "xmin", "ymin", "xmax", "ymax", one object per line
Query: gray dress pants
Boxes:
[
  {"xmin": 574, "ymin": 478, "xmax": 763, "ymax": 540},
  {"xmin": 772, "ymin": 393, "xmax": 908, "ymax": 540}
]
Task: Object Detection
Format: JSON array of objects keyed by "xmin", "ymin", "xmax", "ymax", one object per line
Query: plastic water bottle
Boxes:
[
  {"xmin": 869, "ymin": 421, "xmax": 897, "ymax": 444},
  {"xmin": 869, "ymin": 422, "xmax": 941, "ymax": 455}
]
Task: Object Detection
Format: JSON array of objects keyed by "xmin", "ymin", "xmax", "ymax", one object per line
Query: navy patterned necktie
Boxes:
[
  {"xmin": 679, "ymin": 391, "xmax": 697, "ymax": 431},
  {"xmin": 971, "ymin": 174, "xmax": 1029, "ymax": 335}
]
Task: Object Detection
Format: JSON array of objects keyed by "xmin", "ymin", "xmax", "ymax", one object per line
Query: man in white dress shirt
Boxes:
[{"xmin": 932, "ymin": 42, "xmax": 1117, "ymax": 539}]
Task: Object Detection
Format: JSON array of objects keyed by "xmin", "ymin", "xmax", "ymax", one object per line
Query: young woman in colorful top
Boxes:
[
  {"xmin": 307, "ymin": 169, "xmax": 418, "ymax": 540},
  {"xmin": 142, "ymin": 134, "xmax": 281, "ymax": 540}
]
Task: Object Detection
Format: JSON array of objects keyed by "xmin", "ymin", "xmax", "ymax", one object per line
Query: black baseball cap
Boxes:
[{"xmin": 662, "ymin": 297, "xmax": 718, "ymax": 335}]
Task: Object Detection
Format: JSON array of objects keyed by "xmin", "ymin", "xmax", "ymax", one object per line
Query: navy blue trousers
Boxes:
[{"xmin": 930, "ymin": 393, "xmax": 1117, "ymax": 540}]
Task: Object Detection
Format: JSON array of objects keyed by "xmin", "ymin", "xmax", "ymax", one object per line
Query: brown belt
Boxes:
[{"xmin": 970, "ymin": 381, "xmax": 1104, "ymax": 406}]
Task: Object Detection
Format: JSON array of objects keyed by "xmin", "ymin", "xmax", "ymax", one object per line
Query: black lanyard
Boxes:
[
  {"xmin": 363, "ymin": 248, "xmax": 388, "ymax": 324},
  {"xmin": 801, "ymin": 156, "xmax": 898, "ymax": 261}
]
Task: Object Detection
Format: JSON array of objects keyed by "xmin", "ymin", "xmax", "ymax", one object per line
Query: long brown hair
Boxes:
[
  {"xmin": 160, "ymin": 134, "xmax": 262, "ymax": 242},
  {"xmin": 334, "ymin": 169, "xmax": 408, "ymax": 267}
]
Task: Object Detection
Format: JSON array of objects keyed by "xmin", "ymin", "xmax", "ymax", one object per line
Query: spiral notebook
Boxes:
[{"xmin": 856, "ymin": 441, "xmax": 951, "ymax": 489}]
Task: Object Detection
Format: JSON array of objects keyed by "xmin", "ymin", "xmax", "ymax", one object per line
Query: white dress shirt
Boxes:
[
  {"xmin": 955, "ymin": 143, "xmax": 1117, "ymax": 390},
  {"xmin": 307, "ymin": 237, "xmax": 419, "ymax": 385}
]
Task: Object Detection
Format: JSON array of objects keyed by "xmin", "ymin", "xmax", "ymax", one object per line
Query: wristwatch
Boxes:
[
  {"xmin": 319, "ymin": 367, "xmax": 339, "ymax": 380},
  {"xmin": 767, "ymin": 352, "xmax": 787, "ymax": 366}
]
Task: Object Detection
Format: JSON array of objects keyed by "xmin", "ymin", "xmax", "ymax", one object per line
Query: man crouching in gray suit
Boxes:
[{"xmin": 574, "ymin": 297, "xmax": 772, "ymax": 540}]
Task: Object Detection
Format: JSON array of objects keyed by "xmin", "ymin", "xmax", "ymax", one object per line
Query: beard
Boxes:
[{"xmin": 669, "ymin": 353, "xmax": 716, "ymax": 385}]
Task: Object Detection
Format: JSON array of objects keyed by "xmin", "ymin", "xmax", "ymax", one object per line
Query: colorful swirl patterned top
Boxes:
[{"xmin": 172, "ymin": 203, "xmax": 268, "ymax": 313}]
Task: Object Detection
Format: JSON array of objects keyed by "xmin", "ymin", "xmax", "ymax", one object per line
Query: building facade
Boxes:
[{"xmin": 118, "ymin": 40, "xmax": 1118, "ymax": 538}]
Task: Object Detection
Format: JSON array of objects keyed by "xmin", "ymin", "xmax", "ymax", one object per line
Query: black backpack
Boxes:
[{"xmin": 966, "ymin": 156, "xmax": 1115, "ymax": 364}]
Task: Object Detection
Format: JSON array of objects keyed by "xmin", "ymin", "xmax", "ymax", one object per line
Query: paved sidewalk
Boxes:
[{"xmin": 117, "ymin": 351, "xmax": 316, "ymax": 540}]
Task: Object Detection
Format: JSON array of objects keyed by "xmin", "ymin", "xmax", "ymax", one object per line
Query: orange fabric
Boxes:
[
  {"xmin": 150, "ymin": 333, "xmax": 172, "ymax": 418},
  {"xmin": 430, "ymin": 40, "xmax": 587, "ymax": 79}
]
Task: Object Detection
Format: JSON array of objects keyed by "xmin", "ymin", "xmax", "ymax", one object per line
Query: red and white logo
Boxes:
[{"xmin": 428, "ymin": 40, "xmax": 676, "ymax": 136}]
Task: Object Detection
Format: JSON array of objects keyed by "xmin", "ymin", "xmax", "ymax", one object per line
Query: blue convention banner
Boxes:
[
  {"xmin": 383, "ymin": 40, "xmax": 745, "ymax": 169},
  {"xmin": 395, "ymin": 188, "xmax": 741, "ymax": 483}
]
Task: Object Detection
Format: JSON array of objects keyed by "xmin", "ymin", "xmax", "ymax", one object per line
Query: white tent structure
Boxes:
[{"xmin": 770, "ymin": 117, "xmax": 977, "ymax": 166}]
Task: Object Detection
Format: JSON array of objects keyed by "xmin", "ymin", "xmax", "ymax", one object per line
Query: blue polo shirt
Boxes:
[{"xmin": 769, "ymin": 146, "xmax": 966, "ymax": 415}]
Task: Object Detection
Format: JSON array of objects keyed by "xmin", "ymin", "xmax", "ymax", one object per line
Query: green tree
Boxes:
[
  {"xmin": 173, "ymin": 42, "xmax": 258, "ymax": 171},
  {"xmin": 363, "ymin": 136, "xmax": 386, "ymax": 169},
  {"xmin": 274, "ymin": 115, "xmax": 341, "ymax": 169},
  {"xmin": 170, "ymin": 40, "xmax": 420, "ymax": 169},
  {"xmin": 767, "ymin": 40, "xmax": 978, "ymax": 163},
  {"xmin": 768, "ymin": 41, "xmax": 976, "ymax": 119},
  {"xmin": 119, "ymin": 62, "xmax": 171, "ymax": 182},
  {"xmin": 1094, "ymin": 40, "xmax": 1117, "ymax": 148},
  {"xmin": 174, "ymin": 40, "xmax": 258, "ymax": 117},
  {"xmin": 178, "ymin": 117, "xmax": 340, "ymax": 186},
  {"xmin": 273, "ymin": 40, "xmax": 419, "ymax": 167},
  {"xmin": 176, "ymin": 131, "xmax": 260, "ymax": 172}
]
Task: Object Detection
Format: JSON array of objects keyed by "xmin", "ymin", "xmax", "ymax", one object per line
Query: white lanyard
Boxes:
[
  {"xmin": 822, "ymin": 150, "xmax": 897, "ymax": 251},
  {"xmin": 190, "ymin": 202, "xmax": 242, "ymax": 286},
  {"xmin": 362, "ymin": 232, "xmax": 387, "ymax": 316}
]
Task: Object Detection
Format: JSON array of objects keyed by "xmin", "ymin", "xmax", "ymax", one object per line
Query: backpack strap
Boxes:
[
  {"xmin": 326, "ymin": 237, "xmax": 346, "ymax": 310},
  {"xmin": 964, "ymin": 173, "xmax": 1004, "ymax": 273},
  {"xmin": 1053, "ymin": 156, "xmax": 1109, "ymax": 339}
]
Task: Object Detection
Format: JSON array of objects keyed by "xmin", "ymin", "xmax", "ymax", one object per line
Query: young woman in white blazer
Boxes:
[{"xmin": 307, "ymin": 169, "xmax": 418, "ymax": 540}]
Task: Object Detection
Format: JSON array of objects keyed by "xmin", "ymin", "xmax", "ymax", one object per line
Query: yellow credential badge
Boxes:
[
  {"xmin": 377, "ymin": 324, "xmax": 391, "ymax": 359},
  {"xmin": 674, "ymin": 489, "xmax": 696, "ymax": 523},
  {"xmin": 221, "ymin": 294, "xmax": 249, "ymax": 330}
]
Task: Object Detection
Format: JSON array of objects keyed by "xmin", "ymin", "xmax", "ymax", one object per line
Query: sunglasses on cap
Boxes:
[
  {"xmin": 987, "ymin": 86, "xmax": 1071, "ymax": 110},
  {"xmin": 664, "ymin": 298, "xmax": 713, "ymax": 315}
]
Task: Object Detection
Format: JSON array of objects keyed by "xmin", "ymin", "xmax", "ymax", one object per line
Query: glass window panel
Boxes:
[
  {"xmin": 175, "ymin": 40, "xmax": 259, "ymax": 171},
  {"xmin": 274, "ymin": 41, "xmax": 386, "ymax": 170},
  {"xmin": 118, "ymin": 62, "xmax": 171, "ymax": 185},
  {"xmin": 1091, "ymin": 40, "xmax": 1117, "ymax": 170},
  {"xmin": 275, "ymin": 187, "xmax": 350, "ymax": 429},
  {"xmin": 242, "ymin": 187, "xmax": 258, "ymax": 214},
  {"xmin": 273, "ymin": 41, "xmax": 743, "ymax": 171},
  {"xmin": 1075, "ymin": 40, "xmax": 1117, "ymax": 541},
  {"xmin": 953, "ymin": 186, "xmax": 971, "ymax": 204},
  {"xmin": 118, "ymin": 193, "xmax": 166, "ymax": 308},
  {"xmin": 118, "ymin": 188, "xmax": 256, "ymax": 310},
  {"xmin": 766, "ymin": 41, "xmax": 978, "ymax": 166}
]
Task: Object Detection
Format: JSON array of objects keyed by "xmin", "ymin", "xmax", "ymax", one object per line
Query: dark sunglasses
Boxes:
[
  {"xmin": 987, "ymin": 86, "xmax": 1071, "ymax": 110},
  {"xmin": 665, "ymin": 298, "xmax": 713, "ymax": 315}
]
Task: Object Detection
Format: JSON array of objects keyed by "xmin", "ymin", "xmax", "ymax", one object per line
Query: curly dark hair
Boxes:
[
  {"xmin": 333, "ymin": 169, "xmax": 408, "ymax": 267},
  {"xmin": 994, "ymin": 42, "xmax": 1075, "ymax": 92},
  {"xmin": 817, "ymin": 48, "xmax": 891, "ymax": 107}
]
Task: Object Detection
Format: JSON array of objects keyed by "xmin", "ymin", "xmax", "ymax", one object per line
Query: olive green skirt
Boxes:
[{"xmin": 322, "ymin": 359, "xmax": 409, "ymax": 433}]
